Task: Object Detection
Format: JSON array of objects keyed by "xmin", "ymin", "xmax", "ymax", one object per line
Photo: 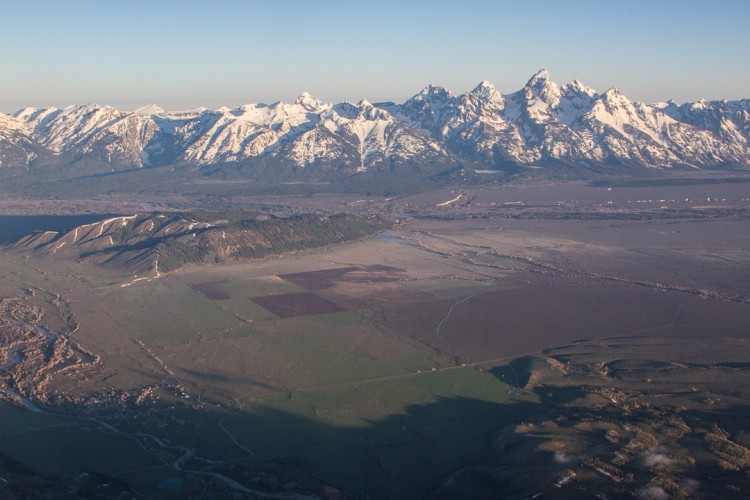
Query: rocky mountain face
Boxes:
[
  {"xmin": 0, "ymin": 113, "xmax": 55, "ymax": 176},
  {"xmin": 3, "ymin": 70, "xmax": 749, "ymax": 180},
  {"xmin": 389, "ymin": 70, "xmax": 750, "ymax": 171}
]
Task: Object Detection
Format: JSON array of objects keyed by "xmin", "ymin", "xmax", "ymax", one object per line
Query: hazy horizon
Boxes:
[{"xmin": 2, "ymin": 0, "xmax": 749, "ymax": 113}]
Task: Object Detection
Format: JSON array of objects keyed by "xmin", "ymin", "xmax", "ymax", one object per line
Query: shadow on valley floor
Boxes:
[
  {"xmin": 5, "ymin": 374, "xmax": 750, "ymax": 499},
  {"xmin": 490, "ymin": 357, "xmax": 534, "ymax": 389},
  {"xmin": 0, "ymin": 390, "xmax": 550, "ymax": 499},
  {"xmin": 231, "ymin": 396, "xmax": 750, "ymax": 500},
  {"xmin": 224, "ymin": 394, "xmax": 546, "ymax": 499}
]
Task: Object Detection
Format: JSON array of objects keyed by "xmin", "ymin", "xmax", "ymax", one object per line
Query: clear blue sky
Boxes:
[{"xmin": 1, "ymin": 0, "xmax": 749, "ymax": 112}]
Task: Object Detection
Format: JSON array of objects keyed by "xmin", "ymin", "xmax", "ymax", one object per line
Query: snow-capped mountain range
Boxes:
[{"xmin": 2, "ymin": 70, "xmax": 749, "ymax": 179}]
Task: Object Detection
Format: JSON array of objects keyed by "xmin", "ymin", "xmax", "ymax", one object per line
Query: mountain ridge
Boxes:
[
  {"xmin": 2, "ymin": 70, "xmax": 749, "ymax": 182},
  {"xmin": 7, "ymin": 212, "xmax": 389, "ymax": 277}
]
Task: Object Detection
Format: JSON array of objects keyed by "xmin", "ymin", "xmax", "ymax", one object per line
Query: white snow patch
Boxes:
[
  {"xmin": 437, "ymin": 194, "xmax": 463, "ymax": 206},
  {"xmin": 96, "ymin": 215, "xmax": 138, "ymax": 237},
  {"xmin": 51, "ymin": 241, "xmax": 66, "ymax": 254},
  {"xmin": 553, "ymin": 451, "xmax": 580, "ymax": 464},
  {"xmin": 641, "ymin": 449, "xmax": 672, "ymax": 468},
  {"xmin": 637, "ymin": 486, "xmax": 669, "ymax": 500}
]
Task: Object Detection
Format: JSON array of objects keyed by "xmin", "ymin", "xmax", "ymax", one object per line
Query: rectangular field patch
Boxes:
[
  {"xmin": 279, "ymin": 265, "xmax": 406, "ymax": 290},
  {"xmin": 278, "ymin": 267, "xmax": 358, "ymax": 290},
  {"xmin": 190, "ymin": 281, "xmax": 230, "ymax": 300},
  {"xmin": 251, "ymin": 292, "xmax": 346, "ymax": 318}
]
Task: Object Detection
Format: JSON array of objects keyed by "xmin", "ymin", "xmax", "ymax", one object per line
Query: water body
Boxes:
[
  {"xmin": 0, "ymin": 214, "xmax": 121, "ymax": 241},
  {"xmin": 377, "ymin": 232, "xmax": 422, "ymax": 248},
  {"xmin": 158, "ymin": 478, "xmax": 183, "ymax": 490}
]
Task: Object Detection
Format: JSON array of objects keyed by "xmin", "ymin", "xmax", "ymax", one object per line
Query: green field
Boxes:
[
  {"xmin": 225, "ymin": 367, "xmax": 535, "ymax": 498},
  {"xmin": 3, "ymin": 212, "xmax": 750, "ymax": 498}
]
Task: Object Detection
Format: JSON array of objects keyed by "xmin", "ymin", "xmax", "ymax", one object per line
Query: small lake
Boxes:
[{"xmin": 158, "ymin": 478, "xmax": 183, "ymax": 490}]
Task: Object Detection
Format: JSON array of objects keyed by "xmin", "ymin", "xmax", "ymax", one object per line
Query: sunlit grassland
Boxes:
[{"xmin": 225, "ymin": 367, "xmax": 534, "ymax": 497}]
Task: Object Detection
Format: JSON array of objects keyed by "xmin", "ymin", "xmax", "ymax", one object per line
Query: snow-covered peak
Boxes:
[
  {"xmin": 503, "ymin": 70, "xmax": 564, "ymax": 127},
  {"xmin": 417, "ymin": 84, "xmax": 454, "ymax": 99},
  {"xmin": 469, "ymin": 80, "xmax": 504, "ymax": 107},
  {"xmin": 692, "ymin": 99, "xmax": 709, "ymax": 109},
  {"xmin": 133, "ymin": 104, "xmax": 165, "ymax": 115},
  {"xmin": 600, "ymin": 87, "xmax": 632, "ymax": 108},
  {"xmin": 471, "ymin": 80, "xmax": 496, "ymax": 95},
  {"xmin": 294, "ymin": 92, "xmax": 325, "ymax": 110},
  {"xmin": 584, "ymin": 87, "xmax": 678, "ymax": 150},
  {"xmin": 0, "ymin": 111, "xmax": 28, "ymax": 131},
  {"xmin": 67, "ymin": 103, "xmax": 113, "ymax": 112},
  {"xmin": 401, "ymin": 85, "xmax": 455, "ymax": 113},
  {"xmin": 332, "ymin": 101, "xmax": 358, "ymax": 118},
  {"xmin": 391, "ymin": 84, "xmax": 459, "ymax": 133},
  {"xmin": 527, "ymin": 68, "xmax": 552, "ymax": 87},
  {"xmin": 565, "ymin": 79, "xmax": 597, "ymax": 97},
  {"xmin": 4, "ymin": 74, "xmax": 749, "ymax": 175},
  {"xmin": 651, "ymin": 100, "xmax": 681, "ymax": 113},
  {"xmin": 21, "ymin": 103, "xmax": 125, "ymax": 152},
  {"xmin": 603, "ymin": 87, "xmax": 622, "ymax": 98},
  {"xmin": 332, "ymin": 100, "xmax": 385, "ymax": 121},
  {"xmin": 520, "ymin": 69, "xmax": 562, "ymax": 107},
  {"xmin": 13, "ymin": 107, "xmax": 62, "ymax": 128},
  {"xmin": 14, "ymin": 107, "xmax": 41, "ymax": 121}
]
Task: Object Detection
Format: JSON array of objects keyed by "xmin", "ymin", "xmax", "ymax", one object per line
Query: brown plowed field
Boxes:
[
  {"xmin": 279, "ymin": 265, "xmax": 406, "ymax": 290},
  {"xmin": 190, "ymin": 281, "xmax": 230, "ymax": 300},
  {"xmin": 251, "ymin": 292, "xmax": 347, "ymax": 318}
]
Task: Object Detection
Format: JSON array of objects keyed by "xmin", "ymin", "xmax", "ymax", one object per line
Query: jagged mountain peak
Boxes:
[
  {"xmin": 133, "ymin": 104, "xmax": 165, "ymax": 115},
  {"xmin": 603, "ymin": 87, "xmax": 623, "ymax": 97},
  {"xmin": 4, "ymin": 73, "xmax": 750, "ymax": 176},
  {"xmin": 294, "ymin": 91, "xmax": 325, "ymax": 110},
  {"xmin": 520, "ymin": 69, "xmax": 562, "ymax": 107},
  {"xmin": 333, "ymin": 99, "xmax": 386, "ymax": 119},
  {"xmin": 333, "ymin": 101, "xmax": 360, "ymax": 118},
  {"xmin": 691, "ymin": 99, "xmax": 714, "ymax": 110},
  {"xmin": 474, "ymin": 80, "xmax": 496, "ymax": 90},
  {"xmin": 417, "ymin": 84, "xmax": 454, "ymax": 99},
  {"xmin": 400, "ymin": 85, "xmax": 455, "ymax": 115},
  {"xmin": 468, "ymin": 80, "xmax": 504, "ymax": 107},
  {"xmin": 65, "ymin": 103, "xmax": 117, "ymax": 112},
  {"xmin": 652, "ymin": 99, "xmax": 677, "ymax": 110},
  {"xmin": 565, "ymin": 79, "xmax": 597, "ymax": 97},
  {"xmin": 600, "ymin": 87, "xmax": 631, "ymax": 107},
  {"xmin": 471, "ymin": 80, "xmax": 497, "ymax": 95},
  {"xmin": 527, "ymin": 68, "xmax": 552, "ymax": 86}
]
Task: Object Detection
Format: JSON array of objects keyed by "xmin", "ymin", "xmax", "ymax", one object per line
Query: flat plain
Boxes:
[{"xmin": 2, "ymin": 179, "xmax": 750, "ymax": 498}]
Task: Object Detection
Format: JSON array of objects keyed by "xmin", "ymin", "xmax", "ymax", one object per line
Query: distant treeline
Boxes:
[
  {"xmin": 155, "ymin": 213, "xmax": 388, "ymax": 272},
  {"xmin": 589, "ymin": 177, "xmax": 750, "ymax": 188},
  {"xmin": 0, "ymin": 214, "xmax": 121, "ymax": 240}
]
